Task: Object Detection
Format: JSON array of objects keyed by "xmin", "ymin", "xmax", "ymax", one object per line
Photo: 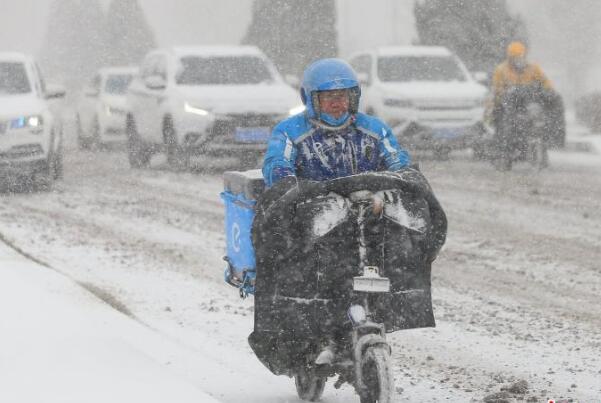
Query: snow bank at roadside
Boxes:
[{"xmin": 0, "ymin": 241, "xmax": 220, "ymax": 403}]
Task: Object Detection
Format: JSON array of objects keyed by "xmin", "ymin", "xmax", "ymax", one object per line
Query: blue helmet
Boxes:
[{"xmin": 300, "ymin": 58, "xmax": 361, "ymax": 124}]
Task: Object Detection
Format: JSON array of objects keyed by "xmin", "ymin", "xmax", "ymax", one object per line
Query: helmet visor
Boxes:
[{"xmin": 316, "ymin": 77, "xmax": 359, "ymax": 92}]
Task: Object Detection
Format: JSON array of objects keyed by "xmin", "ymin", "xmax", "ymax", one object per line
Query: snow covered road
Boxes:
[
  {"xmin": 0, "ymin": 237, "xmax": 220, "ymax": 403},
  {"xmin": 0, "ymin": 140, "xmax": 600, "ymax": 402}
]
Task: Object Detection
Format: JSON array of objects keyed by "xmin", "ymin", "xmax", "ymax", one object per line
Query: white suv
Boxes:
[
  {"xmin": 0, "ymin": 52, "xmax": 65, "ymax": 189},
  {"xmin": 349, "ymin": 46, "xmax": 488, "ymax": 158},
  {"xmin": 126, "ymin": 46, "xmax": 300, "ymax": 169},
  {"xmin": 76, "ymin": 67, "xmax": 137, "ymax": 149}
]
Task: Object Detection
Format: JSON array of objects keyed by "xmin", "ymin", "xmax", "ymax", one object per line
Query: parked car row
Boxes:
[
  {"xmin": 0, "ymin": 52, "xmax": 66, "ymax": 190},
  {"xmin": 1, "ymin": 45, "xmax": 497, "ymax": 189},
  {"xmin": 73, "ymin": 44, "xmax": 493, "ymax": 169}
]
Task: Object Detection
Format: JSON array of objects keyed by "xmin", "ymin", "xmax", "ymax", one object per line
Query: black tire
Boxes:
[
  {"xmin": 294, "ymin": 366, "xmax": 326, "ymax": 402},
  {"xmin": 164, "ymin": 118, "xmax": 190, "ymax": 171},
  {"xmin": 32, "ymin": 155, "xmax": 55, "ymax": 192},
  {"xmin": 493, "ymin": 124, "xmax": 513, "ymax": 171},
  {"xmin": 76, "ymin": 115, "xmax": 90, "ymax": 150},
  {"xmin": 127, "ymin": 116, "xmax": 150, "ymax": 168},
  {"xmin": 91, "ymin": 117, "xmax": 101, "ymax": 150},
  {"xmin": 54, "ymin": 139, "xmax": 64, "ymax": 180},
  {"xmin": 359, "ymin": 346, "xmax": 394, "ymax": 403}
]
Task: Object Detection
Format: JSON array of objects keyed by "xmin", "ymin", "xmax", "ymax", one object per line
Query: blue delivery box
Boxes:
[{"xmin": 221, "ymin": 169, "xmax": 265, "ymax": 296}]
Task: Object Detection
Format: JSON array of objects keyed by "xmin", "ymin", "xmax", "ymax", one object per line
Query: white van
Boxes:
[
  {"xmin": 125, "ymin": 46, "xmax": 301, "ymax": 169},
  {"xmin": 349, "ymin": 46, "xmax": 488, "ymax": 158}
]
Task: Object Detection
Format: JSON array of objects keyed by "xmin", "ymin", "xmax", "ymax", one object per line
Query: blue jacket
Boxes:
[{"xmin": 262, "ymin": 112, "xmax": 411, "ymax": 187}]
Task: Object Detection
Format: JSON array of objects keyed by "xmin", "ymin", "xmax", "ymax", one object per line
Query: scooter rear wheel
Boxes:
[
  {"xmin": 295, "ymin": 366, "xmax": 326, "ymax": 402},
  {"xmin": 359, "ymin": 346, "xmax": 394, "ymax": 403}
]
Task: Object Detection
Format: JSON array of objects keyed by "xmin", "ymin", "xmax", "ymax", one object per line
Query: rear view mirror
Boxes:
[
  {"xmin": 144, "ymin": 74, "xmax": 166, "ymax": 90},
  {"xmin": 45, "ymin": 83, "xmax": 66, "ymax": 99}
]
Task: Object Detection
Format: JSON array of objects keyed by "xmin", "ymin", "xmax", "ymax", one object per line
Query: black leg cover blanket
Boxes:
[{"xmin": 248, "ymin": 168, "xmax": 447, "ymax": 375}]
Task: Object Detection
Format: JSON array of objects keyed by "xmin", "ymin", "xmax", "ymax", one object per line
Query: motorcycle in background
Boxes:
[{"xmin": 494, "ymin": 85, "xmax": 556, "ymax": 171}]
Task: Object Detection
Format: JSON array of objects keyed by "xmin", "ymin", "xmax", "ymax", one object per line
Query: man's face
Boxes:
[
  {"xmin": 318, "ymin": 89, "xmax": 350, "ymax": 119},
  {"xmin": 509, "ymin": 56, "xmax": 527, "ymax": 71}
]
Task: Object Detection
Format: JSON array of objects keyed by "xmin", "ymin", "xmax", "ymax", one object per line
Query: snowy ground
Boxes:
[
  {"xmin": 1, "ymin": 113, "xmax": 600, "ymax": 402},
  {"xmin": 0, "ymin": 242, "xmax": 219, "ymax": 403}
]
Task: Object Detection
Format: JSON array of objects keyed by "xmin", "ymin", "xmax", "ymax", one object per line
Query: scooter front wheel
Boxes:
[
  {"xmin": 359, "ymin": 346, "xmax": 394, "ymax": 403},
  {"xmin": 530, "ymin": 139, "xmax": 548, "ymax": 170},
  {"xmin": 295, "ymin": 365, "xmax": 326, "ymax": 402}
]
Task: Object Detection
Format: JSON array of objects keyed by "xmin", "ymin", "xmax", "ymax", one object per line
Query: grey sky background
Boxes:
[{"xmin": 1, "ymin": 0, "xmax": 600, "ymax": 102}]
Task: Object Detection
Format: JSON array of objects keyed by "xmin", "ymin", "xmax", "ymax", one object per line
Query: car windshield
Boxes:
[
  {"xmin": 176, "ymin": 56, "xmax": 274, "ymax": 85},
  {"xmin": 0, "ymin": 62, "xmax": 31, "ymax": 94},
  {"xmin": 104, "ymin": 74, "xmax": 134, "ymax": 94},
  {"xmin": 377, "ymin": 56, "xmax": 467, "ymax": 82}
]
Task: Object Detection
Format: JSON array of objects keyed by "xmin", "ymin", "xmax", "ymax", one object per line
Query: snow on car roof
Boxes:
[
  {"xmin": 170, "ymin": 45, "xmax": 265, "ymax": 58},
  {"xmin": 376, "ymin": 46, "xmax": 452, "ymax": 57},
  {"xmin": 0, "ymin": 52, "xmax": 30, "ymax": 63}
]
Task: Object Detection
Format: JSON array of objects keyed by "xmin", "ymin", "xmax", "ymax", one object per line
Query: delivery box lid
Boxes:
[{"xmin": 223, "ymin": 169, "xmax": 265, "ymax": 201}]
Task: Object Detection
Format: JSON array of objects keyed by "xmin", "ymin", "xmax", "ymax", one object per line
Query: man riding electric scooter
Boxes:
[{"xmin": 237, "ymin": 59, "xmax": 447, "ymax": 402}]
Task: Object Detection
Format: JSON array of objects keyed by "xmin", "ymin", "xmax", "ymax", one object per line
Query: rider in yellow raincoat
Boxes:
[
  {"xmin": 491, "ymin": 41, "xmax": 554, "ymax": 126},
  {"xmin": 493, "ymin": 41, "xmax": 553, "ymax": 103}
]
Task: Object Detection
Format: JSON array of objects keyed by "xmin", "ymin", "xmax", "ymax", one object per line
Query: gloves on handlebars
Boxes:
[{"xmin": 392, "ymin": 167, "xmax": 447, "ymax": 260}]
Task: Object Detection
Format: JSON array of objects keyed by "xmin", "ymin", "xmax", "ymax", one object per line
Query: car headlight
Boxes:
[
  {"xmin": 10, "ymin": 115, "xmax": 43, "ymax": 130},
  {"xmin": 184, "ymin": 102, "xmax": 210, "ymax": 116},
  {"xmin": 288, "ymin": 104, "xmax": 306, "ymax": 116},
  {"xmin": 383, "ymin": 98, "xmax": 413, "ymax": 108}
]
